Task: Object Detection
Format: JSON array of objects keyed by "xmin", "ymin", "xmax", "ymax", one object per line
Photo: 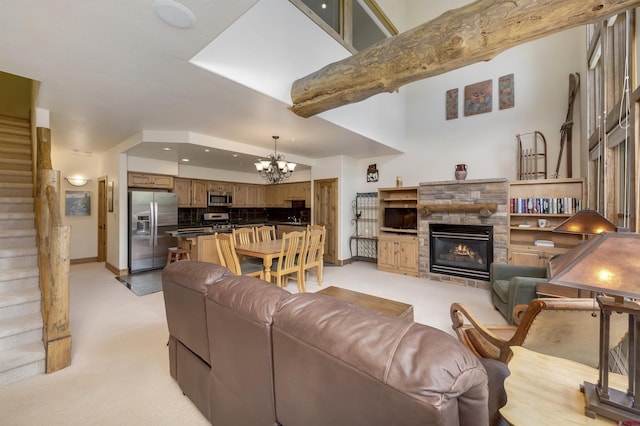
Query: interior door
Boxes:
[
  {"xmin": 97, "ymin": 177, "xmax": 107, "ymax": 262},
  {"xmin": 314, "ymin": 178, "xmax": 338, "ymax": 264}
]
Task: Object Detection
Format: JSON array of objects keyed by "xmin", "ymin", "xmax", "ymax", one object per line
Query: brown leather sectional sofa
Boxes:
[{"xmin": 162, "ymin": 261, "xmax": 505, "ymax": 425}]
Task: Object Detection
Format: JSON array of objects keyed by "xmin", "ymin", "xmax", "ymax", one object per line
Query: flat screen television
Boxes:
[{"xmin": 383, "ymin": 207, "xmax": 417, "ymax": 230}]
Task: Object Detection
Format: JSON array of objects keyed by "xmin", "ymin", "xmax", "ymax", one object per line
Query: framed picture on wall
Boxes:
[
  {"xmin": 65, "ymin": 190, "xmax": 91, "ymax": 216},
  {"xmin": 464, "ymin": 79, "xmax": 492, "ymax": 116},
  {"xmin": 107, "ymin": 181, "xmax": 114, "ymax": 212}
]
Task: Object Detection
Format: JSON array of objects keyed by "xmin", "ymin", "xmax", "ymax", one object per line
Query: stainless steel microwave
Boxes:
[{"xmin": 208, "ymin": 191, "xmax": 232, "ymax": 206}]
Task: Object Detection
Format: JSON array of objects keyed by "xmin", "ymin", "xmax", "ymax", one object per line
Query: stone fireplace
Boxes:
[{"xmin": 419, "ymin": 178, "xmax": 508, "ymax": 289}]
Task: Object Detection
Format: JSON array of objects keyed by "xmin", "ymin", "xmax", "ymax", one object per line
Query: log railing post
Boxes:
[{"xmin": 35, "ymin": 127, "xmax": 71, "ymax": 373}]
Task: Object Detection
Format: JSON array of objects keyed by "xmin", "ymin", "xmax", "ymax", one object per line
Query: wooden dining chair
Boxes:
[
  {"xmin": 215, "ymin": 233, "xmax": 264, "ymax": 279},
  {"xmin": 300, "ymin": 226, "xmax": 325, "ymax": 291},
  {"xmin": 255, "ymin": 225, "xmax": 276, "ymax": 242},
  {"xmin": 271, "ymin": 230, "xmax": 305, "ymax": 290},
  {"xmin": 232, "ymin": 227, "xmax": 256, "ymax": 245}
]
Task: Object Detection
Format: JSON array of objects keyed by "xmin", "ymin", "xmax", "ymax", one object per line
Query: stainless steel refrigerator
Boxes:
[{"xmin": 128, "ymin": 190, "xmax": 178, "ymax": 273}]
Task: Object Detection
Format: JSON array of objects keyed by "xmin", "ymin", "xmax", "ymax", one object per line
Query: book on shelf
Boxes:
[{"xmin": 510, "ymin": 197, "xmax": 582, "ymax": 215}]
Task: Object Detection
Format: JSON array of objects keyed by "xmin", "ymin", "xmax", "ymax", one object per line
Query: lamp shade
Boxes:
[
  {"xmin": 553, "ymin": 209, "xmax": 616, "ymax": 235},
  {"xmin": 548, "ymin": 232, "xmax": 640, "ymax": 299}
]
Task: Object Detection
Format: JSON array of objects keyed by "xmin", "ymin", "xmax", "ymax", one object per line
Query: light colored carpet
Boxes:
[{"xmin": 0, "ymin": 261, "xmax": 505, "ymax": 425}]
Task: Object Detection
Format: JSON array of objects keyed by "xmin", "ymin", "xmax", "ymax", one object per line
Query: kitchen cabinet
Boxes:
[
  {"xmin": 179, "ymin": 235, "xmax": 220, "ymax": 265},
  {"xmin": 174, "ymin": 178, "xmax": 191, "ymax": 207},
  {"xmin": 377, "ymin": 234, "xmax": 418, "ymax": 276},
  {"xmin": 284, "ymin": 182, "xmax": 311, "ymax": 207},
  {"xmin": 174, "ymin": 178, "xmax": 207, "ymax": 207},
  {"xmin": 191, "ymin": 180, "xmax": 208, "ymax": 207},
  {"xmin": 208, "ymin": 180, "xmax": 233, "ymax": 193},
  {"xmin": 128, "ymin": 172, "xmax": 174, "ymax": 189},
  {"xmin": 265, "ymin": 184, "xmax": 287, "ymax": 207},
  {"xmin": 508, "ymin": 178, "xmax": 585, "ymax": 266},
  {"xmin": 276, "ymin": 223, "xmax": 306, "ymax": 239},
  {"xmin": 233, "ymin": 183, "xmax": 264, "ymax": 207}
]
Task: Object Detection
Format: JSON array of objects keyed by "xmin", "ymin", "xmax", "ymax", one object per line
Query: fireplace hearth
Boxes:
[{"xmin": 429, "ymin": 224, "xmax": 493, "ymax": 280}]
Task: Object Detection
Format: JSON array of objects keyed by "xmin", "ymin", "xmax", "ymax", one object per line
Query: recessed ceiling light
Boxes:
[
  {"xmin": 163, "ymin": 147, "xmax": 171, "ymax": 151},
  {"xmin": 181, "ymin": 158, "xmax": 190, "ymax": 162},
  {"xmin": 233, "ymin": 154, "xmax": 238, "ymax": 157},
  {"xmin": 204, "ymin": 149, "xmax": 210, "ymax": 152},
  {"xmin": 152, "ymin": 0, "xmax": 196, "ymax": 29}
]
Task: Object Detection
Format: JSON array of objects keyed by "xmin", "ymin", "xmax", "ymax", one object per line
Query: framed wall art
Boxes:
[
  {"xmin": 499, "ymin": 73, "xmax": 515, "ymax": 109},
  {"xmin": 464, "ymin": 79, "xmax": 492, "ymax": 116},
  {"xmin": 107, "ymin": 181, "xmax": 114, "ymax": 212},
  {"xmin": 445, "ymin": 88, "xmax": 458, "ymax": 120},
  {"xmin": 366, "ymin": 164, "xmax": 379, "ymax": 182},
  {"xmin": 65, "ymin": 190, "xmax": 91, "ymax": 216}
]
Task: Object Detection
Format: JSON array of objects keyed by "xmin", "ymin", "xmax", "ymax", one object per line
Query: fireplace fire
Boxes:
[{"xmin": 429, "ymin": 224, "xmax": 493, "ymax": 280}]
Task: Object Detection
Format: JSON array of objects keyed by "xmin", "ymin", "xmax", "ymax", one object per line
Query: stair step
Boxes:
[
  {"xmin": 0, "ymin": 183, "xmax": 32, "ymax": 198},
  {"xmin": 0, "ymin": 341, "xmax": 45, "ymax": 387},
  {"xmin": 0, "ymin": 216, "xmax": 35, "ymax": 230},
  {"xmin": 0, "ymin": 196, "xmax": 34, "ymax": 211},
  {"xmin": 0, "ymin": 231, "xmax": 36, "ymax": 248},
  {"xmin": 0, "ymin": 267, "xmax": 39, "ymax": 283},
  {"xmin": 0, "ymin": 126, "xmax": 30, "ymax": 138},
  {"xmin": 0, "ymin": 250, "xmax": 37, "ymax": 269},
  {"xmin": 0, "ymin": 170, "xmax": 32, "ymax": 184},
  {"xmin": 0, "ymin": 116, "xmax": 29, "ymax": 128},
  {"xmin": 0, "ymin": 140, "xmax": 31, "ymax": 154},
  {"xmin": 0, "ymin": 288, "xmax": 41, "ymax": 320},
  {"xmin": 0, "ymin": 276, "xmax": 39, "ymax": 293},
  {"xmin": 0, "ymin": 312, "xmax": 43, "ymax": 351},
  {"xmin": 0, "ymin": 158, "xmax": 31, "ymax": 171}
]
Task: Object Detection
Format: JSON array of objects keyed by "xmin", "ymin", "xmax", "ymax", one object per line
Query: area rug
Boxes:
[{"xmin": 115, "ymin": 269, "xmax": 163, "ymax": 296}]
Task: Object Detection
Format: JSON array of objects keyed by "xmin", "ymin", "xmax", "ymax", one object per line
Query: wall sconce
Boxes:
[{"xmin": 64, "ymin": 177, "xmax": 90, "ymax": 187}]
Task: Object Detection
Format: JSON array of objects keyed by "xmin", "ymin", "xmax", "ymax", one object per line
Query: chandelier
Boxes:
[{"xmin": 254, "ymin": 136, "xmax": 296, "ymax": 184}]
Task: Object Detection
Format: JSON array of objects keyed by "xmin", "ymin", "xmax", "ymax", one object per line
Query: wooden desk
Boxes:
[
  {"xmin": 235, "ymin": 240, "xmax": 283, "ymax": 282},
  {"xmin": 316, "ymin": 286, "xmax": 414, "ymax": 321},
  {"xmin": 501, "ymin": 346, "xmax": 627, "ymax": 425}
]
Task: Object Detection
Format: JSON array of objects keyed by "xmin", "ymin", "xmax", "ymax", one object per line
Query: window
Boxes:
[
  {"xmin": 585, "ymin": 10, "xmax": 637, "ymax": 231},
  {"xmin": 291, "ymin": 0, "xmax": 397, "ymax": 53}
]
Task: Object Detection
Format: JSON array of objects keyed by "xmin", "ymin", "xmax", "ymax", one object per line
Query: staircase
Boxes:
[{"xmin": 0, "ymin": 115, "xmax": 45, "ymax": 386}]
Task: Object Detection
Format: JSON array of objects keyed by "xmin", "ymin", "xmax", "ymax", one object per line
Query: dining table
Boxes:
[{"xmin": 235, "ymin": 239, "xmax": 284, "ymax": 282}]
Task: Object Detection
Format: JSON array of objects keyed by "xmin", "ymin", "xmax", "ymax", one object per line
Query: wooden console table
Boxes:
[{"xmin": 501, "ymin": 346, "xmax": 627, "ymax": 425}]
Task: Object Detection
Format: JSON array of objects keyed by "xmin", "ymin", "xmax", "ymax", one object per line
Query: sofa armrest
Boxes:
[{"xmin": 509, "ymin": 276, "xmax": 546, "ymax": 309}]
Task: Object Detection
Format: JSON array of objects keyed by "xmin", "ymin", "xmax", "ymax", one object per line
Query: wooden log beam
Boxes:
[
  {"xmin": 419, "ymin": 203, "xmax": 497, "ymax": 217},
  {"xmin": 290, "ymin": 0, "xmax": 640, "ymax": 118}
]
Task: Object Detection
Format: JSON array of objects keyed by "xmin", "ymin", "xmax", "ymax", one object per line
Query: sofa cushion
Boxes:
[
  {"xmin": 162, "ymin": 261, "xmax": 231, "ymax": 364},
  {"xmin": 272, "ymin": 293, "xmax": 489, "ymax": 426},
  {"xmin": 206, "ymin": 275, "xmax": 291, "ymax": 426}
]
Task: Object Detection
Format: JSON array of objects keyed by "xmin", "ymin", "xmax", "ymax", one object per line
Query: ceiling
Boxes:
[{"xmin": 0, "ymin": 0, "xmax": 401, "ymax": 172}]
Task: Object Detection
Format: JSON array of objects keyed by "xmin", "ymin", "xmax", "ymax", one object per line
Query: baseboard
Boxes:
[
  {"xmin": 70, "ymin": 257, "xmax": 98, "ymax": 265},
  {"xmin": 105, "ymin": 262, "xmax": 128, "ymax": 276}
]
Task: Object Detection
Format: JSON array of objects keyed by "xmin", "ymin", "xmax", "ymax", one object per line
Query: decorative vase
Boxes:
[
  {"xmin": 455, "ymin": 164, "xmax": 467, "ymax": 180},
  {"xmin": 396, "ymin": 176, "xmax": 403, "ymax": 187}
]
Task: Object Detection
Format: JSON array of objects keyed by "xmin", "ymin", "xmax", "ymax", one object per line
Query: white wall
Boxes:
[{"xmin": 51, "ymin": 146, "xmax": 101, "ymax": 260}]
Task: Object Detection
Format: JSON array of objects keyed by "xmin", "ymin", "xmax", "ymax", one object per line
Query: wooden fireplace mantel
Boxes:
[{"xmin": 419, "ymin": 203, "xmax": 497, "ymax": 218}]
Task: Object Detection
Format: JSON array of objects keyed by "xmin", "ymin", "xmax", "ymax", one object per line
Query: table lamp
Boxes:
[
  {"xmin": 548, "ymin": 232, "xmax": 640, "ymax": 421},
  {"xmin": 553, "ymin": 209, "xmax": 617, "ymax": 237}
]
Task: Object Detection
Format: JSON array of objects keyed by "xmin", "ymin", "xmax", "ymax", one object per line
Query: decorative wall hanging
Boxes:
[
  {"xmin": 65, "ymin": 190, "xmax": 91, "ymax": 216},
  {"xmin": 366, "ymin": 164, "xmax": 379, "ymax": 182},
  {"xmin": 499, "ymin": 73, "xmax": 515, "ymax": 109},
  {"xmin": 464, "ymin": 79, "xmax": 492, "ymax": 116},
  {"xmin": 446, "ymin": 88, "xmax": 458, "ymax": 120}
]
